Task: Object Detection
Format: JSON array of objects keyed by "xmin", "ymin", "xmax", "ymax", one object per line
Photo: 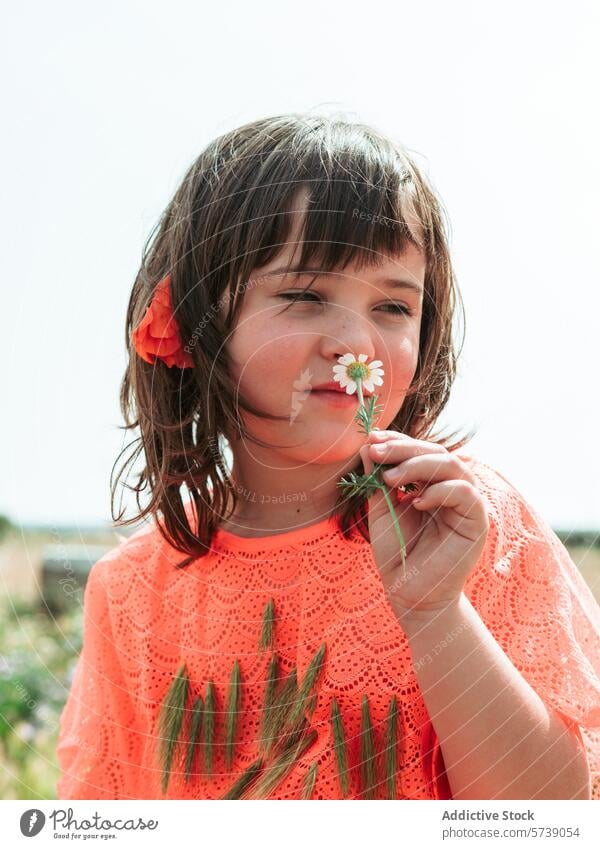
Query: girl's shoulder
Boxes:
[
  {"xmin": 453, "ymin": 450, "xmax": 563, "ymax": 563},
  {"xmin": 86, "ymin": 501, "xmax": 230, "ymax": 594},
  {"xmin": 454, "ymin": 451, "xmax": 538, "ymax": 515},
  {"xmin": 454, "ymin": 450, "xmax": 515, "ymax": 489},
  {"xmin": 85, "ymin": 516, "xmax": 177, "ymax": 594},
  {"xmin": 455, "ymin": 453, "xmax": 597, "ymax": 632}
]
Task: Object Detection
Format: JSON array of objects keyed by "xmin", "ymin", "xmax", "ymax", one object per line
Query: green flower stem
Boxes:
[
  {"xmin": 380, "ymin": 480, "xmax": 408, "ymax": 578},
  {"xmin": 356, "ymin": 380, "xmax": 366, "ymax": 412},
  {"xmin": 355, "ymin": 376, "xmax": 407, "ymax": 578}
]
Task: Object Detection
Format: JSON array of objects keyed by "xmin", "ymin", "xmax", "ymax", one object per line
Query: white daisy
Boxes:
[{"xmin": 332, "ymin": 352, "xmax": 385, "ymax": 396}]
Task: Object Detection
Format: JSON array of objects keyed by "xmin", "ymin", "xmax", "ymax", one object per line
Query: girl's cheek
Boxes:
[{"xmin": 389, "ymin": 340, "xmax": 420, "ymax": 382}]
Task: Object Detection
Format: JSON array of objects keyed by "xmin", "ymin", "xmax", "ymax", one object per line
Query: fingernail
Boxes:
[{"xmin": 372, "ymin": 444, "xmax": 385, "ymax": 454}]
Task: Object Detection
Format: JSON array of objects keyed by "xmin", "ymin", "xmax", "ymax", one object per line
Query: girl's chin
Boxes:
[{"xmin": 297, "ymin": 441, "xmax": 363, "ymax": 462}]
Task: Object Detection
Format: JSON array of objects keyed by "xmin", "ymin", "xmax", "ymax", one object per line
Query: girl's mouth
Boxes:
[{"xmin": 310, "ymin": 390, "xmax": 358, "ymax": 408}]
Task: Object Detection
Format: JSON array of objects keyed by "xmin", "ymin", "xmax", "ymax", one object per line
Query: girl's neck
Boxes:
[
  {"xmin": 219, "ymin": 433, "xmax": 361, "ymax": 536},
  {"xmin": 220, "ymin": 487, "xmax": 339, "ymax": 538},
  {"xmin": 218, "ymin": 510, "xmax": 335, "ymax": 539}
]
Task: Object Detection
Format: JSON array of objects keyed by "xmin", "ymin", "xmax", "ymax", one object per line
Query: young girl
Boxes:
[{"xmin": 56, "ymin": 114, "xmax": 600, "ymax": 801}]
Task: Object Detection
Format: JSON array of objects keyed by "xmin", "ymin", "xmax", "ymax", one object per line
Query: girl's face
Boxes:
[{"xmin": 220, "ymin": 198, "xmax": 426, "ymax": 466}]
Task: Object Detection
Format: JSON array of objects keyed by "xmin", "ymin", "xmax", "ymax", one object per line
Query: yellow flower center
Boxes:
[{"xmin": 346, "ymin": 362, "xmax": 370, "ymax": 382}]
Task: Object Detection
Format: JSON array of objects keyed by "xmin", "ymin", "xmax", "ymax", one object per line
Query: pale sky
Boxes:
[{"xmin": 1, "ymin": 0, "xmax": 598, "ymax": 530}]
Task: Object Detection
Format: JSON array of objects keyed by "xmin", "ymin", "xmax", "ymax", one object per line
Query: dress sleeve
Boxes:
[
  {"xmin": 55, "ymin": 559, "xmax": 144, "ymax": 799},
  {"xmin": 462, "ymin": 459, "xmax": 600, "ymax": 799}
]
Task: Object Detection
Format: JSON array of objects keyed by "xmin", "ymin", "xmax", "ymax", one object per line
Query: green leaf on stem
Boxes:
[
  {"xmin": 258, "ymin": 598, "xmax": 275, "ymax": 652},
  {"xmin": 184, "ymin": 695, "xmax": 203, "ymax": 782},
  {"xmin": 384, "ymin": 694, "xmax": 399, "ymax": 799},
  {"xmin": 331, "ymin": 696, "xmax": 350, "ymax": 798},
  {"xmin": 301, "ymin": 760, "xmax": 319, "ymax": 799},
  {"xmin": 359, "ymin": 694, "xmax": 378, "ymax": 800},
  {"xmin": 203, "ymin": 680, "xmax": 216, "ymax": 777},
  {"xmin": 224, "ymin": 659, "xmax": 241, "ymax": 770},
  {"xmin": 157, "ymin": 662, "xmax": 190, "ymax": 795}
]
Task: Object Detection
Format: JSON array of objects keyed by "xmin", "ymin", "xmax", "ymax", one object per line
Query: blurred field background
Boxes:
[
  {"xmin": 0, "ymin": 516, "xmax": 120, "ymax": 800},
  {"xmin": 0, "ymin": 512, "xmax": 598, "ymax": 800}
]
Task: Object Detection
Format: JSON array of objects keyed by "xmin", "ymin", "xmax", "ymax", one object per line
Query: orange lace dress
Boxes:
[{"xmin": 55, "ymin": 454, "xmax": 600, "ymax": 800}]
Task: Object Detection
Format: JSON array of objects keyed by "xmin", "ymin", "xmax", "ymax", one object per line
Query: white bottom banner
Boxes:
[{"xmin": 0, "ymin": 799, "xmax": 598, "ymax": 848}]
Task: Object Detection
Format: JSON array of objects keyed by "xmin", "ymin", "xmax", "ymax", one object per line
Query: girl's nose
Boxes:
[
  {"xmin": 323, "ymin": 330, "xmax": 376, "ymax": 364},
  {"xmin": 330, "ymin": 342, "xmax": 376, "ymax": 363}
]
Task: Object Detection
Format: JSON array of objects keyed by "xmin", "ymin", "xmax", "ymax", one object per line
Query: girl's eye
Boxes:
[
  {"xmin": 278, "ymin": 292, "xmax": 321, "ymax": 304},
  {"xmin": 277, "ymin": 292, "xmax": 413, "ymax": 316},
  {"xmin": 378, "ymin": 303, "xmax": 412, "ymax": 316}
]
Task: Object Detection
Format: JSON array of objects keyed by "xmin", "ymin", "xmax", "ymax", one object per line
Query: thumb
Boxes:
[{"xmin": 359, "ymin": 426, "xmax": 381, "ymax": 476}]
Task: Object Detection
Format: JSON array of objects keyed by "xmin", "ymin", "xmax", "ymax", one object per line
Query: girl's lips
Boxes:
[{"xmin": 310, "ymin": 389, "xmax": 357, "ymax": 408}]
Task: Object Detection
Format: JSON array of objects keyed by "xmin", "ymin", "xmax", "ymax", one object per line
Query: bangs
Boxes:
[
  {"xmin": 220, "ymin": 117, "xmax": 429, "ymax": 324},
  {"xmin": 297, "ymin": 158, "xmax": 423, "ymax": 276}
]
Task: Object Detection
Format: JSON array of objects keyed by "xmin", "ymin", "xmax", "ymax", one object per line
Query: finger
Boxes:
[
  {"xmin": 381, "ymin": 453, "xmax": 477, "ymax": 488},
  {"xmin": 367, "ymin": 430, "xmax": 448, "ymax": 451},
  {"xmin": 413, "ymin": 480, "xmax": 488, "ymax": 525},
  {"xmin": 368, "ymin": 429, "xmax": 410, "ymax": 442},
  {"xmin": 370, "ymin": 439, "xmax": 450, "ymax": 468}
]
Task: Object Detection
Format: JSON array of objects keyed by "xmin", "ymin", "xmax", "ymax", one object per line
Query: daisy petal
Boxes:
[
  {"xmin": 346, "ymin": 381, "xmax": 357, "ymax": 395},
  {"xmin": 358, "ymin": 354, "xmax": 368, "ymax": 362},
  {"xmin": 369, "ymin": 360, "xmax": 383, "ymax": 369},
  {"xmin": 338, "ymin": 353, "xmax": 355, "ymax": 365}
]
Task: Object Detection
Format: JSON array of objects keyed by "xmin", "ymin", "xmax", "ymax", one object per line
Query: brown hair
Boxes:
[{"xmin": 111, "ymin": 112, "xmax": 475, "ymax": 567}]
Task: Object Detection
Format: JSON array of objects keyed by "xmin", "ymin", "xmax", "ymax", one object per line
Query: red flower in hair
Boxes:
[{"xmin": 132, "ymin": 274, "xmax": 194, "ymax": 369}]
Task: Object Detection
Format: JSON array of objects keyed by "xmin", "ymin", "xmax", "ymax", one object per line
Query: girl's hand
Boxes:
[{"xmin": 358, "ymin": 431, "xmax": 489, "ymax": 621}]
